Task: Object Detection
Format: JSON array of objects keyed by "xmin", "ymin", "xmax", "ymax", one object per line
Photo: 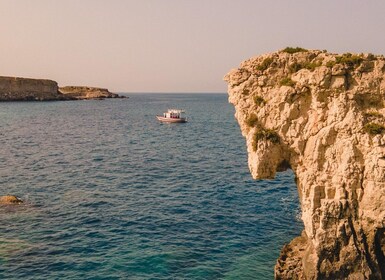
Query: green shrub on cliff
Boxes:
[
  {"xmin": 280, "ymin": 77, "xmax": 296, "ymax": 87},
  {"xmin": 354, "ymin": 94, "xmax": 383, "ymax": 109},
  {"xmin": 289, "ymin": 61, "xmax": 322, "ymax": 73},
  {"xmin": 256, "ymin": 57, "xmax": 274, "ymax": 71},
  {"xmin": 326, "ymin": 60, "xmax": 337, "ymax": 68},
  {"xmin": 335, "ymin": 53, "xmax": 363, "ymax": 68},
  {"xmin": 367, "ymin": 53, "xmax": 376, "ymax": 61},
  {"xmin": 364, "ymin": 111, "xmax": 383, "ymax": 119},
  {"xmin": 304, "ymin": 61, "xmax": 322, "ymax": 71},
  {"xmin": 252, "ymin": 128, "xmax": 280, "ymax": 150},
  {"xmin": 282, "ymin": 47, "xmax": 308, "ymax": 54},
  {"xmin": 288, "ymin": 62, "xmax": 303, "ymax": 73},
  {"xmin": 253, "ymin": 95, "xmax": 266, "ymax": 106},
  {"xmin": 363, "ymin": 123, "xmax": 385, "ymax": 135},
  {"xmin": 245, "ymin": 113, "xmax": 258, "ymax": 127}
]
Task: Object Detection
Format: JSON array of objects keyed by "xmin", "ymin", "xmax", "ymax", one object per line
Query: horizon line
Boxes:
[{"xmin": 115, "ymin": 91, "xmax": 227, "ymax": 94}]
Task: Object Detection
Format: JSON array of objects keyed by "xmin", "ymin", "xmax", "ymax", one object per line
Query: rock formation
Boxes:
[
  {"xmin": 0, "ymin": 76, "xmax": 68, "ymax": 101},
  {"xmin": 59, "ymin": 86, "xmax": 124, "ymax": 100},
  {"xmin": 0, "ymin": 76, "xmax": 125, "ymax": 101},
  {"xmin": 0, "ymin": 195, "xmax": 23, "ymax": 205},
  {"xmin": 224, "ymin": 48, "xmax": 385, "ymax": 279}
]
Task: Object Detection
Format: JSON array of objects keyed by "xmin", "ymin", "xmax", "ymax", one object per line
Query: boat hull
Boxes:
[{"xmin": 156, "ymin": 116, "xmax": 187, "ymax": 123}]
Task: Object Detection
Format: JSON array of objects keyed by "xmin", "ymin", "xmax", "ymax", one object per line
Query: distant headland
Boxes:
[{"xmin": 0, "ymin": 76, "xmax": 126, "ymax": 101}]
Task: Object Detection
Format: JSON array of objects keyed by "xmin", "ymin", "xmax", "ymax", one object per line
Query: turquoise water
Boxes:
[{"xmin": 0, "ymin": 94, "xmax": 302, "ymax": 279}]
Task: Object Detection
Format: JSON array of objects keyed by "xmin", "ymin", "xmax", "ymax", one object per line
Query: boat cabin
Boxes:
[{"xmin": 163, "ymin": 109, "xmax": 185, "ymax": 119}]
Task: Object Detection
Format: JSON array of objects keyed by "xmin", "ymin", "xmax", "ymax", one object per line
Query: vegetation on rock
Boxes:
[
  {"xmin": 289, "ymin": 61, "xmax": 322, "ymax": 73},
  {"xmin": 282, "ymin": 47, "xmax": 308, "ymax": 54},
  {"xmin": 252, "ymin": 128, "xmax": 280, "ymax": 150},
  {"xmin": 280, "ymin": 77, "xmax": 296, "ymax": 87},
  {"xmin": 363, "ymin": 122, "xmax": 385, "ymax": 134},
  {"xmin": 335, "ymin": 53, "xmax": 363, "ymax": 68},
  {"xmin": 245, "ymin": 113, "xmax": 258, "ymax": 127},
  {"xmin": 364, "ymin": 111, "xmax": 383, "ymax": 119},
  {"xmin": 256, "ymin": 57, "xmax": 274, "ymax": 71},
  {"xmin": 253, "ymin": 95, "xmax": 266, "ymax": 106},
  {"xmin": 326, "ymin": 60, "xmax": 337, "ymax": 68},
  {"xmin": 288, "ymin": 62, "xmax": 303, "ymax": 73},
  {"xmin": 354, "ymin": 94, "xmax": 383, "ymax": 109}
]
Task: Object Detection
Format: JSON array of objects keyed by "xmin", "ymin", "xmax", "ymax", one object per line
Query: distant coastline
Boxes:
[{"xmin": 0, "ymin": 76, "xmax": 126, "ymax": 101}]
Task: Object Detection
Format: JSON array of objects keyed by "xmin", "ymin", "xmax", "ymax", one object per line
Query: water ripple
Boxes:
[{"xmin": 0, "ymin": 94, "xmax": 302, "ymax": 279}]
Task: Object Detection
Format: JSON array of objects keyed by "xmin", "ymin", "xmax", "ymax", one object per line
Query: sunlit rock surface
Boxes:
[
  {"xmin": 0, "ymin": 76, "xmax": 124, "ymax": 101},
  {"xmin": 0, "ymin": 76, "xmax": 67, "ymax": 101},
  {"xmin": 225, "ymin": 49, "xmax": 385, "ymax": 279},
  {"xmin": 0, "ymin": 195, "xmax": 23, "ymax": 205},
  {"xmin": 59, "ymin": 86, "xmax": 123, "ymax": 100}
]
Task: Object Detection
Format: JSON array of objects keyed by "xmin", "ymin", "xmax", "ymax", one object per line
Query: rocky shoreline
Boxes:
[
  {"xmin": 59, "ymin": 86, "xmax": 122, "ymax": 100},
  {"xmin": 225, "ymin": 48, "xmax": 385, "ymax": 279},
  {"xmin": 0, "ymin": 76, "xmax": 126, "ymax": 101}
]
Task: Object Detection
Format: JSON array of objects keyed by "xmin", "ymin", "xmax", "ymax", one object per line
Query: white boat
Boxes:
[{"xmin": 156, "ymin": 109, "xmax": 187, "ymax": 123}]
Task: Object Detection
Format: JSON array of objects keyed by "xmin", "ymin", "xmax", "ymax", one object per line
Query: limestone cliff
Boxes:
[
  {"xmin": 0, "ymin": 76, "xmax": 68, "ymax": 101},
  {"xmin": 0, "ymin": 76, "xmax": 124, "ymax": 101},
  {"xmin": 59, "ymin": 86, "xmax": 122, "ymax": 100},
  {"xmin": 224, "ymin": 48, "xmax": 385, "ymax": 279}
]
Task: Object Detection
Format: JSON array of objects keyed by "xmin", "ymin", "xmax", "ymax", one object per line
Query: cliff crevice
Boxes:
[{"xmin": 225, "ymin": 49, "xmax": 385, "ymax": 279}]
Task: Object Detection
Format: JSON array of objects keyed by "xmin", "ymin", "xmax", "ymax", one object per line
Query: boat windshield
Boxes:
[{"xmin": 167, "ymin": 109, "xmax": 185, "ymax": 118}]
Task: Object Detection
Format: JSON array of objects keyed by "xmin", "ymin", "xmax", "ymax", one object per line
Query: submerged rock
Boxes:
[
  {"xmin": 0, "ymin": 195, "xmax": 23, "ymax": 205},
  {"xmin": 225, "ymin": 48, "xmax": 385, "ymax": 279}
]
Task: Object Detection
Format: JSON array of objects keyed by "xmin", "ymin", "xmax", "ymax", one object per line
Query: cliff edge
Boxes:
[
  {"xmin": 224, "ymin": 48, "xmax": 385, "ymax": 279},
  {"xmin": 0, "ymin": 76, "xmax": 125, "ymax": 101},
  {"xmin": 0, "ymin": 76, "xmax": 67, "ymax": 101}
]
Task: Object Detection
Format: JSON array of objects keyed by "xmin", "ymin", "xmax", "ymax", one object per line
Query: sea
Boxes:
[{"xmin": 0, "ymin": 93, "xmax": 302, "ymax": 280}]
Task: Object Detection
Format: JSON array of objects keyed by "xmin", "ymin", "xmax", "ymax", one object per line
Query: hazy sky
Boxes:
[{"xmin": 1, "ymin": 0, "xmax": 385, "ymax": 92}]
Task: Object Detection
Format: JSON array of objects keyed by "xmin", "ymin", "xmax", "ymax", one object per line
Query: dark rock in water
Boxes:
[
  {"xmin": 275, "ymin": 231, "xmax": 315, "ymax": 279},
  {"xmin": 0, "ymin": 195, "xmax": 23, "ymax": 205}
]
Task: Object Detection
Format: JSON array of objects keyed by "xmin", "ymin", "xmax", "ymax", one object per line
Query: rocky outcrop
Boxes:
[
  {"xmin": 0, "ymin": 76, "xmax": 69, "ymax": 101},
  {"xmin": 0, "ymin": 76, "xmax": 124, "ymax": 101},
  {"xmin": 59, "ymin": 86, "xmax": 124, "ymax": 100},
  {"xmin": 224, "ymin": 48, "xmax": 385, "ymax": 279},
  {"xmin": 0, "ymin": 195, "xmax": 23, "ymax": 205}
]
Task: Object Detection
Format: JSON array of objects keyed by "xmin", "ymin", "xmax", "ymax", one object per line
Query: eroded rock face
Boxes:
[
  {"xmin": 0, "ymin": 76, "xmax": 67, "ymax": 101},
  {"xmin": 59, "ymin": 86, "xmax": 123, "ymax": 100},
  {"xmin": 0, "ymin": 195, "xmax": 23, "ymax": 205},
  {"xmin": 0, "ymin": 76, "xmax": 123, "ymax": 101},
  {"xmin": 224, "ymin": 49, "xmax": 385, "ymax": 279}
]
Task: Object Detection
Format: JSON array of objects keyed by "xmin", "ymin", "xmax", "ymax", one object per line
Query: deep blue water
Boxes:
[{"xmin": 0, "ymin": 94, "xmax": 302, "ymax": 279}]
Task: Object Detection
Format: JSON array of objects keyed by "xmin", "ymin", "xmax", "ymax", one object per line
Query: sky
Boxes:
[{"xmin": 1, "ymin": 0, "xmax": 385, "ymax": 93}]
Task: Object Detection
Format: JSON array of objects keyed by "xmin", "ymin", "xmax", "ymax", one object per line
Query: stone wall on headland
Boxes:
[{"xmin": 225, "ymin": 48, "xmax": 385, "ymax": 279}]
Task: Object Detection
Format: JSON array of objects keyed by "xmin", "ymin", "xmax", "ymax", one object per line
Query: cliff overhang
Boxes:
[{"xmin": 225, "ymin": 48, "xmax": 385, "ymax": 279}]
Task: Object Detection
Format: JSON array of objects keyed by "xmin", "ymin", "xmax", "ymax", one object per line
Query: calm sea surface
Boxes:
[{"xmin": 0, "ymin": 93, "xmax": 302, "ymax": 280}]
